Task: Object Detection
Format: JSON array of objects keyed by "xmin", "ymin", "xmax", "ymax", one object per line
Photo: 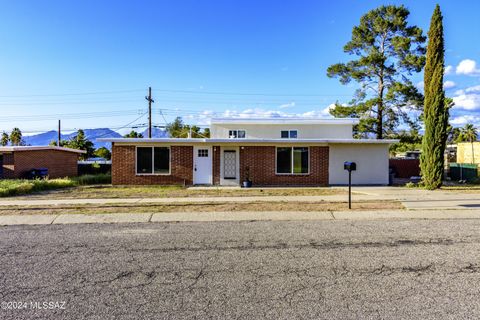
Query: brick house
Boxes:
[
  {"xmin": 0, "ymin": 146, "xmax": 85, "ymax": 179},
  {"xmin": 99, "ymin": 118, "xmax": 397, "ymax": 186}
]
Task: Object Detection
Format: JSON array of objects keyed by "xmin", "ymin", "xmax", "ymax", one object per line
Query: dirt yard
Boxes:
[
  {"xmin": 11, "ymin": 185, "xmax": 349, "ymax": 199},
  {"xmin": 0, "ymin": 200, "xmax": 403, "ymax": 215}
]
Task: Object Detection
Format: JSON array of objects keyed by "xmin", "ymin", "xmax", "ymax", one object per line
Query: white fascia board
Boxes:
[
  {"xmin": 99, "ymin": 138, "xmax": 398, "ymax": 145},
  {"xmin": 0, "ymin": 146, "xmax": 86, "ymax": 153}
]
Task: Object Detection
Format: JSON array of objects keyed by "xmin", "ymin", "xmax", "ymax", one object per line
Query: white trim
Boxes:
[
  {"xmin": 0, "ymin": 146, "xmax": 86, "ymax": 154},
  {"xmin": 210, "ymin": 117, "xmax": 360, "ymax": 125},
  {"xmin": 275, "ymin": 146, "xmax": 310, "ymax": 175},
  {"xmin": 135, "ymin": 146, "xmax": 171, "ymax": 176},
  {"xmin": 100, "ymin": 138, "xmax": 398, "ymax": 144}
]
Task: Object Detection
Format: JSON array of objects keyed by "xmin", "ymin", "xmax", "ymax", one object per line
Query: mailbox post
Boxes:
[{"xmin": 344, "ymin": 161, "xmax": 356, "ymax": 209}]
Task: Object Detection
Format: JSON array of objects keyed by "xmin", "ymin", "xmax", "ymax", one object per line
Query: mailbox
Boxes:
[{"xmin": 344, "ymin": 161, "xmax": 356, "ymax": 171}]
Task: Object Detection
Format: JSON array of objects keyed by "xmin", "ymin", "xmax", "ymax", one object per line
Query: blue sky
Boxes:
[{"xmin": 0, "ymin": 0, "xmax": 479, "ymax": 135}]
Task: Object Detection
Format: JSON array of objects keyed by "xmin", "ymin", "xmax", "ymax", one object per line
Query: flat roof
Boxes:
[
  {"xmin": 0, "ymin": 146, "xmax": 86, "ymax": 153},
  {"xmin": 98, "ymin": 138, "xmax": 398, "ymax": 144},
  {"xmin": 209, "ymin": 118, "xmax": 360, "ymax": 125}
]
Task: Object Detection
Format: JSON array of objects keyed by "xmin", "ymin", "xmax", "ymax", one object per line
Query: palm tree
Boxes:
[
  {"xmin": 458, "ymin": 124, "xmax": 478, "ymax": 163},
  {"xmin": 1, "ymin": 132, "xmax": 9, "ymax": 146},
  {"xmin": 9, "ymin": 128, "xmax": 23, "ymax": 146}
]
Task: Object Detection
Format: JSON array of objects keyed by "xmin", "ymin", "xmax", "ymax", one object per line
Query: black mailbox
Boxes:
[{"xmin": 344, "ymin": 161, "xmax": 356, "ymax": 171}]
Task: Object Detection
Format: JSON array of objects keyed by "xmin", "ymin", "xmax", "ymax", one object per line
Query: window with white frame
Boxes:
[
  {"xmin": 280, "ymin": 130, "xmax": 298, "ymax": 139},
  {"xmin": 228, "ymin": 130, "xmax": 246, "ymax": 138},
  {"xmin": 276, "ymin": 147, "xmax": 309, "ymax": 174},
  {"xmin": 136, "ymin": 147, "xmax": 170, "ymax": 174}
]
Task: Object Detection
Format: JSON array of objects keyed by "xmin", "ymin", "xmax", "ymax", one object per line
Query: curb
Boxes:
[{"xmin": 2, "ymin": 210, "xmax": 480, "ymax": 226}]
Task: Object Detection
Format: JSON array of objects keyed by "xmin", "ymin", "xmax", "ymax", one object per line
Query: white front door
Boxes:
[{"xmin": 193, "ymin": 146, "xmax": 212, "ymax": 184}]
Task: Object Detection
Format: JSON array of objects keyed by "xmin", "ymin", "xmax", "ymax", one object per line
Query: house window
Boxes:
[
  {"xmin": 281, "ymin": 130, "xmax": 298, "ymax": 139},
  {"xmin": 228, "ymin": 130, "xmax": 246, "ymax": 139},
  {"xmin": 136, "ymin": 147, "xmax": 170, "ymax": 175},
  {"xmin": 276, "ymin": 147, "xmax": 309, "ymax": 174},
  {"xmin": 197, "ymin": 149, "xmax": 209, "ymax": 157}
]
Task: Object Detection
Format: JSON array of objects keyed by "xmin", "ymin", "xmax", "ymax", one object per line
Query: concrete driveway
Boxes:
[{"xmin": 354, "ymin": 187, "xmax": 480, "ymax": 210}]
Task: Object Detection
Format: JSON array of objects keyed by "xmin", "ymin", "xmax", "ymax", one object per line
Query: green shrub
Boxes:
[
  {"xmin": 73, "ymin": 173, "xmax": 111, "ymax": 185},
  {"xmin": 0, "ymin": 173, "xmax": 111, "ymax": 197}
]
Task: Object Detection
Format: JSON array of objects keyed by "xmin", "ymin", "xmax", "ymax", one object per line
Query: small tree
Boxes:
[
  {"xmin": 1, "ymin": 132, "xmax": 9, "ymax": 146},
  {"xmin": 94, "ymin": 147, "xmax": 112, "ymax": 160},
  {"xmin": 62, "ymin": 129, "xmax": 95, "ymax": 160},
  {"xmin": 166, "ymin": 117, "xmax": 209, "ymax": 138},
  {"xmin": 124, "ymin": 130, "xmax": 143, "ymax": 138},
  {"xmin": 166, "ymin": 117, "xmax": 186, "ymax": 138},
  {"xmin": 9, "ymin": 128, "xmax": 23, "ymax": 146},
  {"xmin": 327, "ymin": 5, "xmax": 426, "ymax": 139}
]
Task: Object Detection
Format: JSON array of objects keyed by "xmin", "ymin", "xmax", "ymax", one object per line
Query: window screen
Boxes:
[
  {"xmin": 136, "ymin": 147, "xmax": 153, "ymax": 174},
  {"xmin": 137, "ymin": 147, "xmax": 170, "ymax": 174},
  {"xmin": 276, "ymin": 147, "xmax": 309, "ymax": 174},
  {"xmin": 293, "ymin": 147, "xmax": 308, "ymax": 173},
  {"xmin": 276, "ymin": 147, "xmax": 292, "ymax": 174},
  {"xmin": 154, "ymin": 147, "xmax": 170, "ymax": 174}
]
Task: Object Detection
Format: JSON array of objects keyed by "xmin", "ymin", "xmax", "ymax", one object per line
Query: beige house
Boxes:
[{"xmin": 457, "ymin": 142, "xmax": 480, "ymax": 166}]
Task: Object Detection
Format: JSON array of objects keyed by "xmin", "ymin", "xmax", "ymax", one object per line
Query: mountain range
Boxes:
[{"xmin": 23, "ymin": 127, "xmax": 168, "ymax": 149}]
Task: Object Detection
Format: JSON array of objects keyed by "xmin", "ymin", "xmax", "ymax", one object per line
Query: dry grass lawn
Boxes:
[
  {"xmin": 12, "ymin": 185, "xmax": 348, "ymax": 200},
  {"xmin": 0, "ymin": 200, "xmax": 403, "ymax": 215}
]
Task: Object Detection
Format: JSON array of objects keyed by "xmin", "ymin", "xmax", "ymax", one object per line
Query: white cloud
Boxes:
[
  {"xmin": 465, "ymin": 85, "xmax": 480, "ymax": 93},
  {"xmin": 456, "ymin": 59, "xmax": 480, "ymax": 76},
  {"xmin": 444, "ymin": 65, "xmax": 453, "ymax": 75},
  {"xmin": 416, "ymin": 81, "xmax": 424, "ymax": 89},
  {"xmin": 278, "ymin": 102, "xmax": 295, "ymax": 109},
  {"xmin": 452, "ymin": 93, "xmax": 480, "ymax": 110},
  {"xmin": 443, "ymin": 80, "xmax": 456, "ymax": 89},
  {"xmin": 450, "ymin": 115, "xmax": 480, "ymax": 126}
]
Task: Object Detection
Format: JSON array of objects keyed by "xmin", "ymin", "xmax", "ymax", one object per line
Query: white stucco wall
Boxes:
[
  {"xmin": 328, "ymin": 144, "xmax": 390, "ymax": 185},
  {"xmin": 211, "ymin": 124, "xmax": 353, "ymax": 139}
]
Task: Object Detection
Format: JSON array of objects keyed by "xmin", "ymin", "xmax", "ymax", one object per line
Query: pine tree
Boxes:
[
  {"xmin": 327, "ymin": 5, "xmax": 426, "ymax": 139},
  {"xmin": 420, "ymin": 5, "xmax": 449, "ymax": 189}
]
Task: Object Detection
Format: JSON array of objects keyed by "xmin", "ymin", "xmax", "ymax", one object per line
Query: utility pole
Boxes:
[
  {"xmin": 145, "ymin": 87, "xmax": 154, "ymax": 138},
  {"xmin": 57, "ymin": 120, "xmax": 61, "ymax": 146}
]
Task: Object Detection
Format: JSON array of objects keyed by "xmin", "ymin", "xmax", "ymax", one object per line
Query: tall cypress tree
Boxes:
[{"xmin": 420, "ymin": 5, "xmax": 449, "ymax": 189}]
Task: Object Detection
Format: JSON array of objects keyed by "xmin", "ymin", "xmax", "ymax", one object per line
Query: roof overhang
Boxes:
[
  {"xmin": 98, "ymin": 138, "xmax": 398, "ymax": 145},
  {"xmin": 0, "ymin": 146, "xmax": 86, "ymax": 154}
]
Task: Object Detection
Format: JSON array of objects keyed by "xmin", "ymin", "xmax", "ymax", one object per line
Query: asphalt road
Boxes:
[{"xmin": 1, "ymin": 219, "xmax": 480, "ymax": 319}]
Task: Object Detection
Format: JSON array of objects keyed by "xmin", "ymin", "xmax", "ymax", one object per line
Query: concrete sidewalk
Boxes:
[
  {"xmin": 3, "ymin": 209, "xmax": 480, "ymax": 226},
  {"xmin": 0, "ymin": 187, "xmax": 478, "ymax": 210},
  {"xmin": 0, "ymin": 195, "xmax": 375, "ymax": 206}
]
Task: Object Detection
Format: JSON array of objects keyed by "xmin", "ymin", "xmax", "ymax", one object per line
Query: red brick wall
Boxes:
[
  {"xmin": 1, "ymin": 153, "xmax": 15, "ymax": 178},
  {"xmin": 389, "ymin": 159, "xmax": 420, "ymax": 178},
  {"xmin": 239, "ymin": 146, "xmax": 329, "ymax": 186},
  {"xmin": 111, "ymin": 145, "xmax": 193, "ymax": 185},
  {"xmin": 4, "ymin": 150, "xmax": 79, "ymax": 178},
  {"xmin": 212, "ymin": 146, "xmax": 221, "ymax": 185}
]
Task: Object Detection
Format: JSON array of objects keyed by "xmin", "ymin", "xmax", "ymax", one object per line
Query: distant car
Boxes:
[{"xmin": 27, "ymin": 168, "xmax": 48, "ymax": 179}]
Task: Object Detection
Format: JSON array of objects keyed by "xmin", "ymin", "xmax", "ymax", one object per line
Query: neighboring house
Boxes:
[
  {"xmin": 0, "ymin": 146, "xmax": 86, "ymax": 179},
  {"xmin": 457, "ymin": 142, "xmax": 480, "ymax": 166},
  {"xmin": 99, "ymin": 118, "xmax": 397, "ymax": 186}
]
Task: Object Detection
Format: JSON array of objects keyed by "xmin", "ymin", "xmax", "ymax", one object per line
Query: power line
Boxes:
[
  {"xmin": 153, "ymin": 88, "xmax": 353, "ymax": 97},
  {"xmin": 0, "ymin": 89, "xmax": 145, "ymax": 98},
  {"xmin": 0, "ymin": 88, "xmax": 353, "ymax": 98}
]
